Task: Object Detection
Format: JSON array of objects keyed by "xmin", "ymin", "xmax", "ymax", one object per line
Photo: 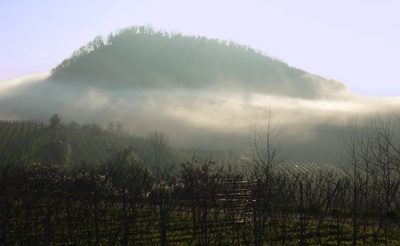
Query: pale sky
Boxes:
[{"xmin": 1, "ymin": 0, "xmax": 399, "ymax": 97}]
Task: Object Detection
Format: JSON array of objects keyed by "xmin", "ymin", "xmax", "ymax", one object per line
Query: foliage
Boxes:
[{"xmin": 42, "ymin": 114, "xmax": 70, "ymax": 165}]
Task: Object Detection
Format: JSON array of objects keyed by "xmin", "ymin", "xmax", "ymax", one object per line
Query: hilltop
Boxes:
[{"xmin": 49, "ymin": 26, "xmax": 347, "ymax": 99}]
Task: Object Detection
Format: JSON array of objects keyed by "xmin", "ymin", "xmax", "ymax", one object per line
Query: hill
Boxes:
[
  {"xmin": 49, "ymin": 26, "xmax": 347, "ymax": 99},
  {"xmin": 1, "ymin": 26, "xmax": 396, "ymax": 164}
]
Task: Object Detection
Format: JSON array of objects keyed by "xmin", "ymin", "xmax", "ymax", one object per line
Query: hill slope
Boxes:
[
  {"xmin": 0, "ymin": 119, "xmax": 343, "ymax": 177},
  {"xmin": 49, "ymin": 26, "xmax": 347, "ymax": 99},
  {"xmin": 0, "ymin": 120, "xmax": 193, "ymax": 170},
  {"xmin": 2, "ymin": 26, "xmax": 395, "ymax": 164}
]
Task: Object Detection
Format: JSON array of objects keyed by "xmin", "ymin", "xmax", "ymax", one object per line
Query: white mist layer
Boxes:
[{"xmin": 0, "ymin": 74, "xmax": 399, "ymax": 163}]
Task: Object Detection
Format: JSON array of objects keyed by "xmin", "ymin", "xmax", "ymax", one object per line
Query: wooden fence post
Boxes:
[
  {"xmin": 253, "ymin": 200, "xmax": 259, "ymax": 246},
  {"xmin": 299, "ymin": 182, "xmax": 305, "ymax": 246},
  {"xmin": 374, "ymin": 181, "xmax": 400, "ymax": 244},
  {"xmin": 94, "ymin": 189, "xmax": 99, "ymax": 246},
  {"xmin": 352, "ymin": 182, "xmax": 357, "ymax": 246},
  {"xmin": 160, "ymin": 191, "xmax": 166, "ymax": 246},
  {"xmin": 2, "ymin": 204, "xmax": 7, "ymax": 246},
  {"xmin": 123, "ymin": 188, "xmax": 128, "ymax": 246}
]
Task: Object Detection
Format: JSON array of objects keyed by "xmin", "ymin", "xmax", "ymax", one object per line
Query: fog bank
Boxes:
[{"xmin": 1, "ymin": 75, "xmax": 399, "ymax": 163}]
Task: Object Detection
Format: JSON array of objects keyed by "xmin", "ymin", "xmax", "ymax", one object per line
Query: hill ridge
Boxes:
[{"xmin": 49, "ymin": 26, "xmax": 347, "ymax": 99}]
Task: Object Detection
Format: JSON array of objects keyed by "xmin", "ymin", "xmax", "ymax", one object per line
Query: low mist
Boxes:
[{"xmin": 1, "ymin": 74, "xmax": 399, "ymax": 164}]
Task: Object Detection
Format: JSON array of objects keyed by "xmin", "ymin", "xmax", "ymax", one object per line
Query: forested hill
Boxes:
[{"xmin": 49, "ymin": 26, "xmax": 347, "ymax": 99}]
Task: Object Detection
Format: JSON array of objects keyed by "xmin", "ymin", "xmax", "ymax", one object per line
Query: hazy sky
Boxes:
[{"xmin": 1, "ymin": 0, "xmax": 399, "ymax": 97}]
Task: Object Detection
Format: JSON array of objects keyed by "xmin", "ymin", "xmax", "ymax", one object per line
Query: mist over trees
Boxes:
[
  {"xmin": 2, "ymin": 21, "xmax": 400, "ymax": 244},
  {"xmin": 0, "ymin": 25, "xmax": 398, "ymax": 165}
]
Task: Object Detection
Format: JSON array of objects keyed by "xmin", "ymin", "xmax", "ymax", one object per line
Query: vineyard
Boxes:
[
  {"xmin": 0, "ymin": 120, "xmax": 342, "ymax": 175},
  {"xmin": 1, "ymin": 119, "xmax": 400, "ymax": 245},
  {"xmin": 0, "ymin": 121, "xmax": 48, "ymax": 166},
  {"xmin": 0, "ymin": 120, "xmax": 189, "ymax": 168}
]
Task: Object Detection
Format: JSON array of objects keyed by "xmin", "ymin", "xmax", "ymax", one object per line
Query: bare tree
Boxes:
[
  {"xmin": 106, "ymin": 122, "xmax": 116, "ymax": 134},
  {"xmin": 344, "ymin": 114, "xmax": 400, "ymax": 244},
  {"xmin": 248, "ymin": 109, "xmax": 287, "ymax": 181},
  {"xmin": 116, "ymin": 122, "xmax": 125, "ymax": 136},
  {"xmin": 106, "ymin": 122, "xmax": 127, "ymax": 137},
  {"xmin": 247, "ymin": 109, "xmax": 288, "ymax": 245},
  {"xmin": 147, "ymin": 130, "xmax": 169, "ymax": 168}
]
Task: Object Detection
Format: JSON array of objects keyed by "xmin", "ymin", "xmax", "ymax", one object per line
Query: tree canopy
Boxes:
[{"xmin": 49, "ymin": 26, "xmax": 346, "ymax": 99}]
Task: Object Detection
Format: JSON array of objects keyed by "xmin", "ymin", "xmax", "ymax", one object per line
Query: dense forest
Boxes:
[{"xmin": 50, "ymin": 26, "xmax": 347, "ymax": 99}]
